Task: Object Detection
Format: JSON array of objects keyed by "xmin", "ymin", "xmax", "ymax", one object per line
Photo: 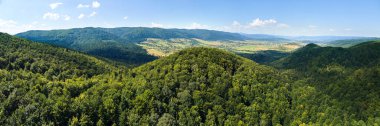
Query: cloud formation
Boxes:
[
  {"xmin": 77, "ymin": 4, "xmax": 90, "ymax": 8},
  {"xmin": 78, "ymin": 14, "xmax": 85, "ymax": 19},
  {"xmin": 249, "ymin": 18, "xmax": 277, "ymax": 28},
  {"xmin": 0, "ymin": 20, "xmax": 53, "ymax": 34},
  {"xmin": 49, "ymin": 2, "xmax": 63, "ymax": 10},
  {"xmin": 186, "ymin": 22, "xmax": 209, "ymax": 29},
  {"xmin": 0, "ymin": 19, "xmax": 17, "ymax": 27},
  {"xmin": 43, "ymin": 12, "xmax": 60, "ymax": 20},
  {"xmin": 63, "ymin": 15, "xmax": 71, "ymax": 21},
  {"xmin": 89, "ymin": 12, "xmax": 97, "ymax": 17},
  {"xmin": 277, "ymin": 23, "xmax": 290, "ymax": 28},
  {"xmin": 92, "ymin": 1, "xmax": 100, "ymax": 8}
]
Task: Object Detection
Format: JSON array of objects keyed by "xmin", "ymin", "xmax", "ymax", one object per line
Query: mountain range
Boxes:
[{"xmin": 15, "ymin": 27, "xmax": 380, "ymax": 65}]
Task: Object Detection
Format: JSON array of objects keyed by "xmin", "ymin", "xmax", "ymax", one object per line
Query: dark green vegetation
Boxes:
[
  {"xmin": 17, "ymin": 27, "xmax": 378, "ymax": 66},
  {"xmin": 328, "ymin": 38, "xmax": 380, "ymax": 47},
  {"xmin": 15, "ymin": 27, "xmax": 165, "ymax": 65},
  {"xmin": 16, "ymin": 27, "xmax": 298, "ymax": 65},
  {"xmin": 238, "ymin": 50, "xmax": 289, "ymax": 64},
  {"xmin": 16, "ymin": 27, "xmax": 262, "ymax": 65},
  {"xmin": 272, "ymin": 41, "xmax": 380, "ymax": 125},
  {"xmin": 1, "ymin": 32, "xmax": 380, "ymax": 125}
]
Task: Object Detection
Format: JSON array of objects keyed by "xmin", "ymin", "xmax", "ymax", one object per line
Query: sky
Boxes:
[{"xmin": 0, "ymin": 0, "xmax": 379, "ymax": 36}]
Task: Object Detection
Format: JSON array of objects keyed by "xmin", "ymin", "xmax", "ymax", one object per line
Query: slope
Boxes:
[
  {"xmin": 16, "ymin": 27, "xmax": 302, "ymax": 65},
  {"xmin": 272, "ymin": 41, "xmax": 380, "ymax": 69},
  {"xmin": 1, "ymin": 34, "xmax": 379, "ymax": 125},
  {"xmin": 16, "ymin": 27, "xmax": 157, "ymax": 65},
  {"xmin": 73, "ymin": 47, "xmax": 292, "ymax": 125},
  {"xmin": 0, "ymin": 32, "xmax": 125, "ymax": 125},
  {"xmin": 270, "ymin": 41, "xmax": 380, "ymax": 125}
]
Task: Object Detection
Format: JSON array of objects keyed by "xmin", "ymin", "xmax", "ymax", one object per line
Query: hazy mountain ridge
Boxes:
[{"xmin": 272, "ymin": 41, "xmax": 380, "ymax": 69}]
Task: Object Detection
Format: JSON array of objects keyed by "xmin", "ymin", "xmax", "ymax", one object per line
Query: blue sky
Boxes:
[{"xmin": 0, "ymin": 0, "xmax": 379, "ymax": 36}]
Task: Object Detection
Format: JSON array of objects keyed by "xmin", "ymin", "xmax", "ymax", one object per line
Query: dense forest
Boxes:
[
  {"xmin": 1, "ymin": 32, "xmax": 380, "ymax": 125},
  {"xmin": 15, "ymin": 27, "xmax": 296, "ymax": 65}
]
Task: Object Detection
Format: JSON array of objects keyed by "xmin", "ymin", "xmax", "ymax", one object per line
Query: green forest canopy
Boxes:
[{"xmin": 1, "ymin": 32, "xmax": 380, "ymax": 125}]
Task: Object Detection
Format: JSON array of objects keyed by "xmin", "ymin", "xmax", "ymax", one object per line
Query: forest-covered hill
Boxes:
[
  {"xmin": 1, "ymin": 32, "xmax": 379, "ymax": 125},
  {"xmin": 15, "ymin": 27, "xmax": 301, "ymax": 64}
]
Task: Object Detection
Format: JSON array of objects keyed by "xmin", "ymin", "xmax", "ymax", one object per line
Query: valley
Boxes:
[{"xmin": 138, "ymin": 38, "xmax": 302, "ymax": 57}]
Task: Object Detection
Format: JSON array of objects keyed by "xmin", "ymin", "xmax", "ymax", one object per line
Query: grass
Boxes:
[{"xmin": 138, "ymin": 38, "xmax": 303, "ymax": 56}]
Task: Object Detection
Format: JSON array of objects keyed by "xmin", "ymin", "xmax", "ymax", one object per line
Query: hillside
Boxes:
[
  {"xmin": 16, "ymin": 27, "xmax": 157, "ymax": 65},
  {"xmin": 16, "ymin": 27, "xmax": 249, "ymax": 44},
  {"xmin": 270, "ymin": 41, "xmax": 380, "ymax": 125},
  {"xmin": 77, "ymin": 47, "xmax": 293, "ymax": 125},
  {"xmin": 0, "ymin": 32, "xmax": 127, "ymax": 125},
  {"xmin": 0, "ymin": 32, "xmax": 114, "ymax": 78},
  {"xmin": 14, "ymin": 27, "xmax": 252, "ymax": 65},
  {"xmin": 272, "ymin": 41, "xmax": 380, "ymax": 69},
  {"xmin": 1, "ymin": 32, "xmax": 379, "ymax": 125},
  {"xmin": 327, "ymin": 38, "xmax": 380, "ymax": 47},
  {"xmin": 16, "ymin": 27, "xmax": 304, "ymax": 64}
]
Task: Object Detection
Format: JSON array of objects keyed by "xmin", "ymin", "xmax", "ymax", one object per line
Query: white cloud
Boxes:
[
  {"xmin": 186, "ymin": 22, "xmax": 209, "ymax": 29},
  {"xmin": 78, "ymin": 14, "xmax": 85, "ymax": 19},
  {"xmin": 77, "ymin": 4, "xmax": 90, "ymax": 8},
  {"xmin": 249, "ymin": 18, "xmax": 277, "ymax": 28},
  {"xmin": 232, "ymin": 21, "xmax": 241, "ymax": 27},
  {"xmin": 151, "ymin": 22, "xmax": 164, "ymax": 28},
  {"xmin": 92, "ymin": 1, "xmax": 101, "ymax": 8},
  {"xmin": 123, "ymin": 16, "xmax": 129, "ymax": 20},
  {"xmin": 63, "ymin": 15, "xmax": 71, "ymax": 21},
  {"xmin": 43, "ymin": 12, "xmax": 60, "ymax": 20},
  {"xmin": 88, "ymin": 12, "xmax": 97, "ymax": 17},
  {"xmin": 0, "ymin": 20, "xmax": 52, "ymax": 34},
  {"xmin": 0, "ymin": 19, "xmax": 17, "ymax": 27},
  {"xmin": 49, "ymin": 2, "xmax": 63, "ymax": 10},
  {"xmin": 329, "ymin": 28, "xmax": 335, "ymax": 32}
]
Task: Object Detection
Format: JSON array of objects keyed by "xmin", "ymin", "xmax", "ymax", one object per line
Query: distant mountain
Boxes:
[
  {"xmin": 242, "ymin": 34, "xmax": 289, "ymax": 41},
  {"xmin": 272, "ymin": 41, "xmax": 380, "ymax": 69},
  {"xmin": 16, "ymin": 27, "xmax": 304, "ymax": 65},
  {"xmin": 281, "ymin": 35, "xmax": 379, "ymax": 43},
  {"xmin": 16, "ymin": 27, "xmax": 255, "ymax": 65},
  {"xmin": 17, "ymin": 27, "xmax": 249, "ymax": 43},
  {"xmin": 0, "ymin": 32, "xmax": 113, "ymax": 78},
  {"xmin": 237, "ymin": 50, "xmax": 289, "ymax": 64},
  {"xmin": 327, "ymin": 38, "xmax": 380, "ymax": 47},
  {"xmin": 16, "ymin": 27, "xmax": 378, "ymax": 66}
]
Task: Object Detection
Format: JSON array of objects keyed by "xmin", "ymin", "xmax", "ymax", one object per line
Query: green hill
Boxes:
[
  {"xmin": 1, "ymin": 33, "xmax": 379, "ymax": 125},
  {"xmin": 272, "ymin": 41, "xmax": 380, "ymax": 69},
  {"xmin": 15, "ymin": 27, "xmax": 251, "ymax": 65},
  {"xmin": 327, "ymin": 38, "xmax": 380, "ymax": 47},
  {"xmin": 77, "ymin": 47, "xmax": 292, "ymax": 125},
  {"xmin": 0, "ymin": 32, "xmax": 126, "ymax": 125},
  {"xmin": 270, "ymin": 41, "xmax": 380, "ymax": 125},
  {"xmin": 16, "ymin": 27, "xmax": 302, "ymax": 65},
  {"xmin": 16, "ymin": 27, "xmax": 158, "ymax": 65}
]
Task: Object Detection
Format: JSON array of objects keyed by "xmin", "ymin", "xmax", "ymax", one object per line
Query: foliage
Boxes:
[{"xmin": 1, "ymin": 32, "xmax": 380, "ymax": 125}]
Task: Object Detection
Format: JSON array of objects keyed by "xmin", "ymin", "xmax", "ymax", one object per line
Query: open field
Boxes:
[{"xmin": 138, "ymin": 38, "xmax": 303, "ymax": 56}]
